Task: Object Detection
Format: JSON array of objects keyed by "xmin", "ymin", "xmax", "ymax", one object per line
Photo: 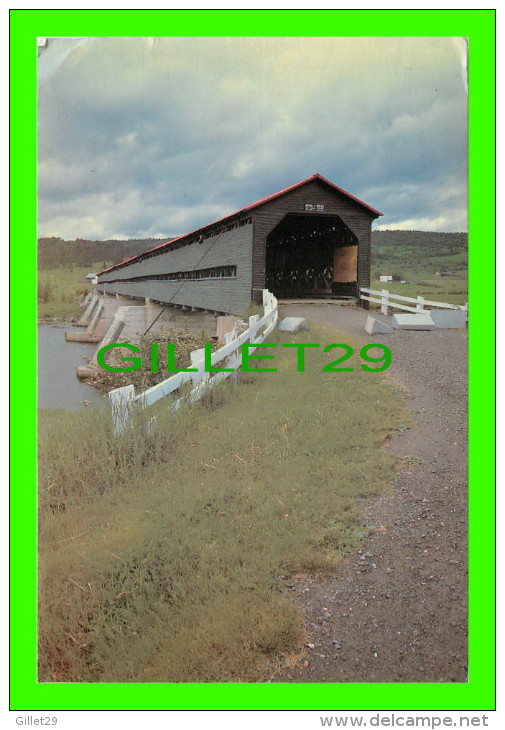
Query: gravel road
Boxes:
[{"xmin": 272, "ymin": 303, "xmax": 468, "ymax": 683}]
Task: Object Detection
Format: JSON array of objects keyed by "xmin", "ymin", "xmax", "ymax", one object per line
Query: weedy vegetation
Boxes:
[
  {"xmin": 38, "ymin": 324, "xmax": 406, "ymax": 682},
  {"xmin": 86, "ymin": 326, "xmax": 217, "ymax": 394}
]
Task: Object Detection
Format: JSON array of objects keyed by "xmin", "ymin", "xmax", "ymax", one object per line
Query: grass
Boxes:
[
  {"xmin": 370, "ymin": 275, "xmax": 468, "ymax": 307},
  {"xmin": 38, "ymin": 324, "xmax": 406, "ymax": 682},
  {"xmin": 37, "ymin": 263, "xmax": 113, "ymax": 320}
]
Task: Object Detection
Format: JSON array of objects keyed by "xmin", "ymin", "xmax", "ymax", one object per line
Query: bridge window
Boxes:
[{"xmin": 101, "ymin": 265, "xmax": 237, "ymax": 285}]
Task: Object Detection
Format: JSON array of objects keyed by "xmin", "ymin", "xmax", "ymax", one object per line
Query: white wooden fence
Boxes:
[
  {"xmin": 359, "ymin": 287, "xmax": 468, "ymax": 317},
  {"xmin": 109, "ymin": 290, "xmax": 278, "ymax": 432}
]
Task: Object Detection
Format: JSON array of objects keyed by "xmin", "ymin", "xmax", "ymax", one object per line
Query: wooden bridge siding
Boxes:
[
  {"xmin": 98, "ymin": 224, "xmax": 253, "ymax": 314},
  {"xmin": 97, "ymin": 279, "xmax": 249, "ymax": 314},
  {"xmin": 250, "ymin": 179, "xmax": 374, "ymax": 300}
]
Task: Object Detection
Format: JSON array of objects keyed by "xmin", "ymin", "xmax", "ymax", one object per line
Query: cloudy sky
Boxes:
[{"xmin": 37, "ymin": 36, "xmax": 468, "ymax": 240}]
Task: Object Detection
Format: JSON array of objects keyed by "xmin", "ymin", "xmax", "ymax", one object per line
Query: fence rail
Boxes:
[
  {"xmin": 109, "ymin": 289, "xmax": 278, "ymax": 432},
  {"xmin": 359, "ymin": 287, "xmax": 468, "ymax": 316}
]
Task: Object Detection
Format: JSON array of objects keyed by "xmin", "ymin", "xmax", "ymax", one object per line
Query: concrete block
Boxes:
[
  {"xmin": 278, "ymin": 317, "xmax": 309, "ymax": 333},
  {"xmin": 76, "ymin": 365, "xmax": 93, "ymax": 379},
  {"xmin": 392, "ymin": 313, "xmax": 436, "ymax": 330},
  {"xmin": 80, "ymin": 291, "xmax": 92, "ymax": 307},
  {"xmin": 68, "ymin": 317, "xmax": 111, "ymax": 343},
  {"xmin": 109, "ymin": 385, "xmax": 136, "ymax": 434},
  {"xmin": 365, "ymin": 316, "xmax": 394, "ymax": 335},
  {"xmin": 429, "ymin": 309, "xmax": 467, "ymax": 329},
  {"xmin": 65, "ymin": 331, "xmax": 103, "ymax": 343},
  {"xmin": 77, "ymin": 293, "xmax": 99, "ymax": 327}
]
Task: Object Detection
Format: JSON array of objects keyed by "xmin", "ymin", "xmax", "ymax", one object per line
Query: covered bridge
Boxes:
[{"xmin": 97, "ymin": 173, "xmax": 382, "ymax": 314}]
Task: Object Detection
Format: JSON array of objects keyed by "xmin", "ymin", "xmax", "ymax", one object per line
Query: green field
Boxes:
[
  {"xmin": 369, "ymin": 276, "xmax": 468, "ymax": 307},
  {"xmin": 371, "ymin": 230, "xmax": 468, "ymax": 281},
  {"xmin": 37, "ymin": 263, "xmax": 113, "ymax": 319},
  {"xmin": 369, "ymin": 230, "xmax": 468, "ymax": 307}
]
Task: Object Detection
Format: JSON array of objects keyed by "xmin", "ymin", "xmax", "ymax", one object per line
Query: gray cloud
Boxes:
[{"xmin": 37, "ymin": 36, "xmax": 468, "ymax": 238}]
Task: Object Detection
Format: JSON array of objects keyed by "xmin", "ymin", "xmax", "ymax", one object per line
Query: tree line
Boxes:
[{"xmin": 37, "ymin": 236, "xmax": 174, "ymax": 269}]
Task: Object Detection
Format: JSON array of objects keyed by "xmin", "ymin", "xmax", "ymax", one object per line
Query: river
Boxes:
[{"xmin": 37, "ymin": 323, "xmax": 104, "ymax": 410}]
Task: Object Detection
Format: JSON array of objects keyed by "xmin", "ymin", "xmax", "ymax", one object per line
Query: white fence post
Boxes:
[
  {"xmin": 189, "ymin": 347, "xmax": 207, "ymax": 386},
  {"xmin": 416, "ymin": 296, "xmax": 425, "ymax": 312},
  {"xmin": 109, "ymin": 384, "xmax": 135, "ymax": 434},
  {"xmin": 381, "ymin": 289, "xmax": 389, "ymax": 315}
]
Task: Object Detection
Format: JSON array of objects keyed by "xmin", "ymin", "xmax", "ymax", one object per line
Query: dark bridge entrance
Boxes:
[{"xmin": 265, "ymin": 213, "xmax": 359, "ymax": 298}]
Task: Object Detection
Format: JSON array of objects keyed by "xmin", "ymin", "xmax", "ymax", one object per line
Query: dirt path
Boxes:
[{"xmin": 272, "ymin": 303, "xmax": 468, "ymax": 683}]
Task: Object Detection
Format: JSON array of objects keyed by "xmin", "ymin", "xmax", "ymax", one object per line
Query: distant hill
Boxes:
[
  {"xmin": 37, "ymin": 237, "xmax": 173, "ymax": 270},
  {"xmin": 371, "ymin": 230, "xmax": 468, "ymax": 278},
  {"xmin": 37, "ymin": 230, "xmax": 468, "ymax": 277}
]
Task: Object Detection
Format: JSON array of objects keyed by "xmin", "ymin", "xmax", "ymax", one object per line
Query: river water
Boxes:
[{"xmin": 37, "ymin": 324, "xmax": 104, "ymax": 410}]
